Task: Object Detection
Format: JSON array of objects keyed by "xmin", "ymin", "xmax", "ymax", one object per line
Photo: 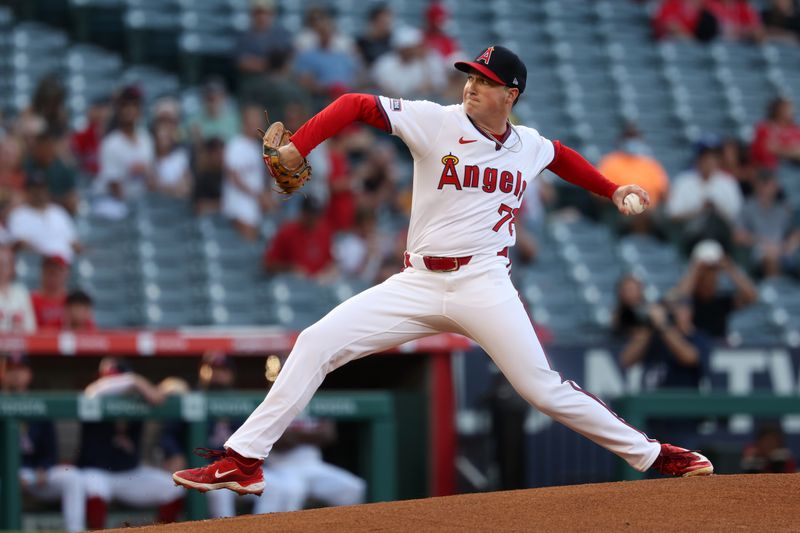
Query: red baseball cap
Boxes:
[
  {"xmin": 455, "ymin": 45, "xmax": 527, "ymax": 95},
  {"xmin": 42, "ymin": 255, "xmax": 69, "ymax": 268},
  {"xmin": 426, "ymin": 2, "xmax": 448, "ymax": 26}
]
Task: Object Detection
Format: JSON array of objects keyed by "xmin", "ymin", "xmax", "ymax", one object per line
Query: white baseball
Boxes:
[{"xmin": 623, "ymin": 193, "xmax": 645, "ymax": 215}]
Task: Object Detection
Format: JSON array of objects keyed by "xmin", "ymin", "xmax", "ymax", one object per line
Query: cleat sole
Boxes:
[
  {"xmin": 172, "ymin": 473, "xmax": 264, "ymax": 495},
  {"xmin": 683, "ymin": 465, "xmax": 714, "ymax": 477}
]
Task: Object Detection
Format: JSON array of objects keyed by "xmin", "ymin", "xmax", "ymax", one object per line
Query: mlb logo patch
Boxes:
[{"xmin": 391, "ymin": 98, "xmax": 402, "ymax": 111}]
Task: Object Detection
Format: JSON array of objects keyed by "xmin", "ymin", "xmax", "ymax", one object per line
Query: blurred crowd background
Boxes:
[
  {"xmin": 1, "ymin": 0, "xmax": 800, "ymax": 529},
  {"xmin": 0, "ymin": 0, "xmax": 800, "ymax": 340}
]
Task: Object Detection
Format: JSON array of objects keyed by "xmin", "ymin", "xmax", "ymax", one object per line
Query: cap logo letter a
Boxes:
[{"xmin": 477, "ymin": 46, "xmax": 494, "ymax": 64}]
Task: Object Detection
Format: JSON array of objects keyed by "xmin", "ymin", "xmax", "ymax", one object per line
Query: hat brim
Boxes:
[
  {"xmin": 43, "ymin": 256, "xmax": 69, "ymax": 268},
  {"xmin": 454, "ymin": 61, "xmax": 505, "ymax": 86}
]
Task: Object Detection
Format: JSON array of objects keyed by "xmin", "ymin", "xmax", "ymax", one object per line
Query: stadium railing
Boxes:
[{"xmin": 0, "ymin": 390, "xmax": 399, "ymax": 530}]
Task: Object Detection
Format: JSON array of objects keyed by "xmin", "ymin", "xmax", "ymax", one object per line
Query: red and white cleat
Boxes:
[
  {"xmin": 652, "ymin": 443, "xmax": 714, "ymax": 477},
  {"xmin": 173, "ymin": 448, "xmax": 265, "ymax": 495}
]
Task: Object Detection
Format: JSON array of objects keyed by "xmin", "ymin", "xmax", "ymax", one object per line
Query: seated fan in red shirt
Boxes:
[
  {"xmin": 264, "ymin": 196, "xmax": 336, "ymax": 280},
  {"xmin": 30, "ymin": 255, "xmax": 69, "ymax": 329}
]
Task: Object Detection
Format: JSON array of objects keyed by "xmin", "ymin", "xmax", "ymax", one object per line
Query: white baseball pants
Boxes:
[
  {"xmin": 20, "ymin": 465, "xmax": 86, "ymax": 533},
  {"xmin": 226, "ymin": 255, "xmax": 661, "ymax": 472}
]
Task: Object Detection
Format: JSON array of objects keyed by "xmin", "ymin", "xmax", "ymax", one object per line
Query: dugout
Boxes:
[{"xmin": 0, "ymin": 330, "xmax": 468, "ymax": 529}]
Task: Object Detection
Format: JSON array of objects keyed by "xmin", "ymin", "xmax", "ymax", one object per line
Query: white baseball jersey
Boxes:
[{"xmin": 377, "ymin": 96, "xmax": 555, "ymax": 257}]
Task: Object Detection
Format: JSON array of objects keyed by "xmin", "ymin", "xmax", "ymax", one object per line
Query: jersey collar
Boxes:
[{"xmin": 465, "ymin": 113, "xmax": 513, "ymax": 151}]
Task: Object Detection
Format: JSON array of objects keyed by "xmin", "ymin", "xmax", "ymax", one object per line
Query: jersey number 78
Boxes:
[{"xmin": 492, "ymin": 203, "xmax": 519, "ymax": 236}]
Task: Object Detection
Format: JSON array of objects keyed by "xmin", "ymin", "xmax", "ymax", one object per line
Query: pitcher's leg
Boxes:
[
  {"xmin": 452, "ymin": 294, "xmax": 661, "ymax": 471},
  {"xmin": 226, "ymin": 275, "xmax": 440, "ymax": 459}
]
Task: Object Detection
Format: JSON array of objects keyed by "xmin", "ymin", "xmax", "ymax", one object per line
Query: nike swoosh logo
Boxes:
[
  {"xmin": 458, "ymin": 137, "xmax": 477, "ymax": 144},
  {"xmin": 214, "ymin": 468, "xmax": 237, "ymax": 479}
]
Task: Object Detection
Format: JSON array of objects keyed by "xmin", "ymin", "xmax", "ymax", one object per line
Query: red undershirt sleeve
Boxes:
[
  {"xmin": 546, "ymin": 140, "xmax": 619, "ymax": 199},
  {"xmin": 290, "ymin": 94, "xmax": 391, "ymax": 157}
]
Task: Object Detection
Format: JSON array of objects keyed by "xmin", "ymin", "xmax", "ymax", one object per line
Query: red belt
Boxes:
[{"xmin": 403, "ymin": 247, "xmax": 509, "ymax": 272}]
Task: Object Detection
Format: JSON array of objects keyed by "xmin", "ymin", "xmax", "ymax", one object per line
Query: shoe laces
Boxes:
[{"xmin": 193, "ymin": 447, "xmax": 227, "ymax": 462}]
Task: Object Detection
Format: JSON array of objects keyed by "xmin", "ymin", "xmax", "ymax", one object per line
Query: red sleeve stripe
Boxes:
[
  {"xmin": 546, "ymin": 140, "xmax": 618, "ymax": 199},
  {"xmin": 374, "ymin": 95, "xmax": 392, "ymax": 134},
  {"xmin": 290, "ymin": 93, "xmax": 391, "ymax": 157}
]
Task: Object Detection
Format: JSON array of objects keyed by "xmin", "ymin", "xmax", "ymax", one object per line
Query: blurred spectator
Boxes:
[
  {"xmin": 734, "ymin": 172, "xmax": 800, "ymax": 277},
  {"xmin": 254, "ymin": 51, "xmax": 313, "ymax": 124},
  {"xmin": 612, "ymin": 274, "xmax": 649, "ymax": 338},
  {"xmin": 14, "ymin": 75, "xmax": 69, "ymax": 148},
  {"xmin": 653, "ymin": 0, "xmax": 720, "ymax": 41},
  {"xmin": 8, "ymin": 171, "xmax": 80, "ymax": 261},
  {"xmin": 70, "ymin": 96, "xmax": 112, "ymax": 176},
  {"xmin": 264, "ymin": 196, "xmax": 335, "ymax": 278},
  {"xmin": 372, "ymin": 26, "xmax": 447, "ymax": 99},
  {"xmin": 618, "ymin": 295, "xmax": 710, "ymax": 390},
  {"xmin": 30, "ymin": 255, "xmax": 69, "ymax": 330},
  {"xmin": 356, "ymin": 3, "xmax": 394, "ymax": 66},
  {"xmin": 707, "ymin": 0, "xmax": 764, "ymax": 41},
  {"xmin": 353, "ymin": 140, "xmax": 399, "ymax": 213},
  {"xmin": 296, "ymin": 4, "xmax": 357, "ymax": 53},
  {"xmin": 666, "ymin": 140, "xmax": 743, "ymax": 253},
  {"xmin": 671, "ymin": 239, "xmax": 758, "ymax": 338},
  {"xmin": 762, "ymin": 0, "xmax": 800, "ymax": 43},
  {"xmin": 1, "ymin": 353, "xmax": 86, "ymax": 533},
  {"xmin": 63, "ymin": 289, "xmax": 96, "ymax": 331},
  {"xmin": 80, "ymin": 357, "xmax": 183, "ymax": 529},
  {"xmin": 720, "ymin": 137, "xmax": 757, "ymax": 196},
  {"xmin": 95, "ymin": 85, "xmax": 155, "ymax": 220},
  {"xmin": 186, "ymin": 78, "xmax": 241, "ymax": 143},
  {"xmin": 295, "ymin": 8, "xmax": 361, "ymax": 103},
  {"xmin": 333, "ymin": 207, "xmax": 391, "ymax": 282},
  {"xmin": 750, "ymin": 97, "xmax": 800, "ymax": 171},
  {"xmin": 617, "ymin": 293, "xmax": 710, "ymax": 448},
  {"xmin": 422, "ymin": 1, "xmax": 461, "ymax": 62},
  {"xmin": 741, "ymin": 424, "xmax": 797, "ymax": 473},
  {"xmin": 0, "ymin": 134, "xmax": 26, "ymax": 201},
  {"xmin": 0, "ymin": 245, "xmax": 36, "ymax": 332},
  {"xmin": 23, "ymin": 129, "xmax": 78, "ymax": 215},
  {"xmin": 237, "ymin": 0, "xmax": 294, "ymax": 101},
  {"xmin": 222, "ymin": 106, "xmax": 269, "ymax": 240},
  {"xmin": 151, "ymin": 99, "xmax": 192, "ymax": 199},
  {"xmin": 598, "ymin": 124, "xmax": 670, "ymax": 207},
  {"xmin": 192, "ymin": 137, "xmax": 225, "ymax": 216}
]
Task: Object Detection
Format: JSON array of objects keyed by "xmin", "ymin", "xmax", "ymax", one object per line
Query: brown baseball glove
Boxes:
[{"xmin": 259, "ymin": 119, "xmax": 312, "ymax": 195}]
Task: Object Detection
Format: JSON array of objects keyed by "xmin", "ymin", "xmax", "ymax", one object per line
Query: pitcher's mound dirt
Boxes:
[{"xmin": 112, "ymin": 474, "xmax": 799, "ymax": 532}]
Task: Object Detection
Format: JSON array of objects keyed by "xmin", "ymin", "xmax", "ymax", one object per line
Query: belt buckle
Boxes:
[{"xmin": 440, "ymin": 257, "xmax": 459, "ymax": 272}]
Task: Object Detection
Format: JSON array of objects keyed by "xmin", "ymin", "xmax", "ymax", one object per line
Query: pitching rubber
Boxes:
[{"xmin": 172, "ymin": 473, "xmax": 265, "ymax": 496}]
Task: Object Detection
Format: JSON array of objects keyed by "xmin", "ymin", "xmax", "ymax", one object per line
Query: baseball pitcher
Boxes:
[{"xmin": 174, "ymin": 45, "xmax": 713, "ymax": 497}]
